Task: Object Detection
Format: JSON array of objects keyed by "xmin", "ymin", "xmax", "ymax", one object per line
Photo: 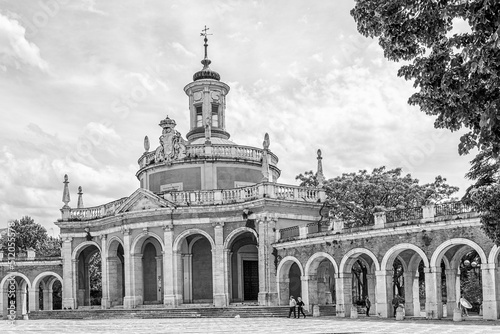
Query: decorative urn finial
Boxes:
[
  {"xmin": 77, "ymin": 186, "xmax": 84, "ymax": 208},
  {"xmin": 62, "ymin": 174, "xmax": 71, "ymax": 208},
  {"xmin": 316, "ymin": 149, "xmax": 325, "ymax": 186},
  {"xmin": 144, "ymin": 136, "xmax": 150, "ymax": 152}
]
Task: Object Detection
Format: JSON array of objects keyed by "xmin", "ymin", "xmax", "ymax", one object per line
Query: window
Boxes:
[
  {"xmin": 196, "ymin": 106, "xmax": 202, "ymax": 127},
  {"xmin": 212, "ymin": 104, "xmax": 219, "ymax": 128}
]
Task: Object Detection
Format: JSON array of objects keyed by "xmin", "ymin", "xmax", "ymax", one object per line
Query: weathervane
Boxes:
[{"xmin": 200, "ymin": 25, "xmax": 213, "ymax": 60}]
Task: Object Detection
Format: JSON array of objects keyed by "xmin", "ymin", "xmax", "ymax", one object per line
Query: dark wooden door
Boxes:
[{"xmin": 243, "ymin": 260, "xmax": 259, "ymax": 300}]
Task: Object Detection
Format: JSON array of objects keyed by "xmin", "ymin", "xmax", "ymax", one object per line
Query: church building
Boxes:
[{"xmin": 55, "ymin": 32, "xmax": 326, "ymax": 310}]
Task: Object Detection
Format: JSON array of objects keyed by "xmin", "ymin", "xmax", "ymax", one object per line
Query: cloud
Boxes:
[
  {"xmin": 171, "ymin": 42, "xmax": 195, "ymax": 58},
  {"xmin": 0, "ymin": 13, "xmax": 49, "ymax": 72},
  {"xmin": 81, "ymin": 0, "xmax": 108, "ymax": 16}
]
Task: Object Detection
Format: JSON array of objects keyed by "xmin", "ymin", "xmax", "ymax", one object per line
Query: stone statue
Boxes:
[
  {"xmin": 154, "ymin": 116, "xmax": 187, "ymax": 164},
  {"xmin": 144, "ymin": 136, "xmax": 150, "ymax": 152}
]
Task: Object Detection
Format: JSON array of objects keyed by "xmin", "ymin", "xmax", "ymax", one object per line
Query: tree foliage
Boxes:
[
  {"xmin": 351, "ymin": 0, "xmax": 500, "ymax": 155},
  {"xmin": 298, "ymin": 166, "xmax": 459, "ymax": 227},
  {"xmin": 463, "ymin": 148, "xmax": 500, "ymax": 244},
  {"xmin": 1, "ymin": 216, "xmax": 61, "ymax": 257}
]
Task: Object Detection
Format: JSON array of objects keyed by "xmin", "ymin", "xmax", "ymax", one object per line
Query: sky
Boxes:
[{"xmin": 0, "ymin": 0, "xmax": 476, "ymax": 235}]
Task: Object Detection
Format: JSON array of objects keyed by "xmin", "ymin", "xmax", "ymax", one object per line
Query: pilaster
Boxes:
[
  {"xmin": 374, "ymin": 269, "xmax": 392, "ymax": 318},
  {"xmin": 481, "ymin": 263, "xmax": 498, "ymax": 320},
  {"xmin": 212, "ymin": 222, "xmax": 228, "ymax": 307},
  {"xmin": 424, "ymin": 266, "xmax": 442, "ymax": 319},
  {"xmin": 163, "ymin": 225, "xmax": 180, "ymax": 306},
  {"xmin": 100, "ymin": 234, "xmax": 110, "ymax": 309},
  {"xmin": 61, "ymin": 237, "xmax": 75, "ymax": 309}
]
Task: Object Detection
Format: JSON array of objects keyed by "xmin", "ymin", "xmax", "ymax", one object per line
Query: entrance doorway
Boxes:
[{"xmin": 243, "ymin": 260, "xmax": 259, "ymax": 300}]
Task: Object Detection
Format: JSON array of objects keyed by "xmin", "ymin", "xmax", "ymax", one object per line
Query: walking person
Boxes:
[
  {"xmin": 296, "ymin": 297, "xmax": 306, "ymax": 318},
  {"xmin": 288, "ymin": 296, "xmax": 297, "ymax": 318},
  {"xmin": 365, "ymin": 296, "xmax": 371, "ymax": 317}
]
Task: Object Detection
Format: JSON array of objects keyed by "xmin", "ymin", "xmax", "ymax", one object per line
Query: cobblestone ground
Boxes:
[{"xmin": 1, "ymin": 317, "xmax": 500, "ymax": 334}]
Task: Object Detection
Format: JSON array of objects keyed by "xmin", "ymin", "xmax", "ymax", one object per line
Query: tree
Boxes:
[
  {"xmin": 351, "ymin": 0, "xmax": 500, "ymax": 155},
  {"xmin": 463, "ymin": 148, "xmax": 500, "ymax": 243},
  {"xmin": 1, "ymin": 216, "xmax": 61, "ymax": 257},
  {"xmin": 297, "ymin": 166, "xmax": 459, "ymax": 227}
]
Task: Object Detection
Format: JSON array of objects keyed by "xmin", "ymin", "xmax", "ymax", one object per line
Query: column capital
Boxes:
[
  {"xmin": 375, "ymin": 269, "xmax": 392, "ymax": 276},
  {"xmin": 100, "ymin": 234, "xmax": 107, "ymax": 241},
  {"xmin": 63, "ymin": 236, "xmax": 73, "ymax": 243},
  {"xmin": 481, "ymin": 263, "xmax": 496, "ymax": 270},
  {"xmin": 211, "ymin": 221, "xmax": 224, "ymax": 228},
  {"xmin": 163, "ymin": 224, "xmax": 174, "ymax": 232},
  {"xmin": 121, "ymin": 227, "xmax": 131, "ymax": 235}
]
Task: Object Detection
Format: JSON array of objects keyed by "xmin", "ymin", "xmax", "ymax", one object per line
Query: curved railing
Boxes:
[
  {"xmin": 138, "ymin": 143, "xmax": 279, "ymax": 168},
  {"xmin": 63, "ymin": 183, "xmax": 326, "ymax": 221}
]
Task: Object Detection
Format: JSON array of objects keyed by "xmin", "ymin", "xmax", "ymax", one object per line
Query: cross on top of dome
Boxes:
[{"xmin": 193, "ymin": 25, "xmax": 220, "ymax": 81}]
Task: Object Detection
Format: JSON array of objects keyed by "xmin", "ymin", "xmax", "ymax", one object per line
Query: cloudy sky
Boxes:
[{"xmin": 0, "ymin": 0, "xmax": 475, "ymax": 234}]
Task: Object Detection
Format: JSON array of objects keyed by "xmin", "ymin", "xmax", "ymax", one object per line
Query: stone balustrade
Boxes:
[
  {"xmin": 138, "ymin": 143, "xmax": 279, "ymax": 168},
  {"xmin": 278, "ymin": 201, "xmax": 478, "ymax": 242},
  {"xmin": 61, "ymin": 183, "xmax": 325, "ymax": 222},
  {"xmin": 63, "ymin": 197, "xmax": 128, "ymax": 221}
]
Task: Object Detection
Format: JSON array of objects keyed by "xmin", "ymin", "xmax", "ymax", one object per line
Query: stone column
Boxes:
[
  {"xmin": 122, "ymin": 229, "xmax": 135, "ymax": 308},
  {"xmin": 225, "ymin": 250, "xmax": 232, "ymax": 302},
  {"xmin": 481, "ymin": 263, "xmax": 498, "ymax": 320},
  {"xmin": 413, "ymin": 271, "xmax": 421, "ymax": 316},
  {"xmin": 366, "ymin": 273, "xmax": 376, "ymax": 315},
  {"xmin": 46, "ymin": 288, "xmax": 53, "ymax": 310},
  {"xmin": 182, "ymin": 254, "xmax": 193, "ymax": 303},
  {"xmin": 301, "ymin": 275, "xmax": 311, "ymax": 311},
  {"xmin": 130, "ymin": 253, "xmax": 143, "ymax": 306},
  {"xmin": 162, "ymin": 225, "xmax": 180, "ymax": 306},
  {"xmin": 156, "ymin": 255, "xmax": 163, "ymax": 302},
  {"xmin": 61, "ymin": 237, "xmax": 76, "ymax": 309},
  {"xmin": 305, "ymin": 274, "xmax": 316, "ymax": 311},
  {"xmin": 403, "ymin": 271, "xmax": 415, "ymax": 316},
  {"xmin": 445, "ymin": 269, "xmax": 458, "ymax": 317},
  {"xmin": 212, "ymin": 222, "xmax": 228, "ymax": 307},
  {"xmin": 28, "ymin": 286, "xmax": 37, "ymax": 312},
  {"xmin": 424, "ymin": 266, "xmax": 442, "ymax": 319},
  {"xmin": 375, "ymin": 269, "xmax": 392, "ymax": 318},
  {"xmin": 100, "ymin": 234, "xmax": 110, "ymax": 309},
  {"xmin": 107, "ymin": 257, "xmax": 120, "ymax": 306},
  {"xmin": 335, "ymin": 272, "xmax": 353, "ymax": 317}
]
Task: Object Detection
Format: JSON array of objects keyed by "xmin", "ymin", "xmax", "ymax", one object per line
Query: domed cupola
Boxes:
[{"xmin": 184, "ymin": 26, "xmax": 230, "ymax": 143}]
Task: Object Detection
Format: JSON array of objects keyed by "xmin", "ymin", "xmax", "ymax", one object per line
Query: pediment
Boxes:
[{"xmin": 116, "ymin": 188, "xmax": 172, "ymax": 213}]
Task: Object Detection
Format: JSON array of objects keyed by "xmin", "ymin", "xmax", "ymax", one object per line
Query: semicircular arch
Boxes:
[
  {"xmin": 32, "ymin": 271, "xmax": 63, "ymax": 291},
  {"xmin": 339, "ymin": 248, "xmax": 380, "ymax": 274},
  {"xmin": 430, "ymin": 238, "xmax": 487, "ymax": 268},
  {"xmin": 381, "ymin": 243, "xmax": 429, "ymax": 271},
  {"xmin": 173, "ymin": 228, "xmax": 215, "ymax": 252},
  {"xmin": 0, "ymin": 272, "xmax": 31, "ymax": 291},
  {"xmin": 304, "ymin": 252, "xmax": 338, "ymax": 276},
  {"xmin": 72, "ymin": 240, "xmax": 101, "ymax": 260},
  {"xmin": 131, "ymin": 231, "xmax": 164, "ymax": 254},
  {"xmin": 224, "ymin": 227, "xmax": 258, "ymax": 249}
]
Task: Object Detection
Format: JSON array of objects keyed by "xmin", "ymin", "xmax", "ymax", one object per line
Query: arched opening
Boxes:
[
  {"xmin": 381, "ymin": 244, "xmax": 429, "ymax": 318},
  {"xmin": 141, "ymin": 237, "xmax": 163, "ymax": 304},
  {"xmin": 276, "ymin": 257, "xmax": 304, "ymax": 305},
  {"xmin": 178, "ymin": 233, "xmax": 214, "ymax": 304},
  {"xmin": 1, "ymin": 274, "xmax": 30, "ymax": 319},
  {"xmin": 107, "ymin": 240, "xmax": 125, "ymax": 307},
  {"xmin": 338, "ymin": 249, "xmax": 379, "ymax": 317},
  {"xmin": 227, "ymin": 231, "xmax": 258, "ymax": 303},
  {"xmin": 33, "ymin": 273, "xmax": 63, "ymax": 311},
  {"xmin": 305, "ymin": 253, "xmax": 337, "ymax": 308},
  {"xmin": 431, "ymin": 239, "xmax": 486, "ymax": 319},
  {"xmin": 76, "ymin": 244, "xmax": 102, "ymax": 307}
]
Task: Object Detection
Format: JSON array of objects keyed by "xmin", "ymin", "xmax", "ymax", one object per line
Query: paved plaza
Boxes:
[{"xmin": 1, "ymin": 317, "xmax": 500, "ymax": 334}]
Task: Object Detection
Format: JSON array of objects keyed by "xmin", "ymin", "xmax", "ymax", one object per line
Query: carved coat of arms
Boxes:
[{"xmin": 154, "ymin": 116, "xmax": 186, "ymax": 164}]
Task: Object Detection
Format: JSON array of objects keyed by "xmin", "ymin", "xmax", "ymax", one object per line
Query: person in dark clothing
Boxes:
[
  {"xmin": 288, "ymin": 296, "xmax": 297, "ymax": 318},
  {"xmin": 296, "ymin": 297, "xmax": 306, "ymax": 318},
  {"xmin": 392, "ymin": 296, "xmax": 400, "ymax": 317},
  {"xmin": 365, "ymin": 296, "xmax": 371, "ymax": 317}
]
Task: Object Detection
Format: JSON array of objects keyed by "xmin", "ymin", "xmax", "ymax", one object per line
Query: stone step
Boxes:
[{"xmin": 27, "ymin": 306, "xmax": 336, "ymax": 320}]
